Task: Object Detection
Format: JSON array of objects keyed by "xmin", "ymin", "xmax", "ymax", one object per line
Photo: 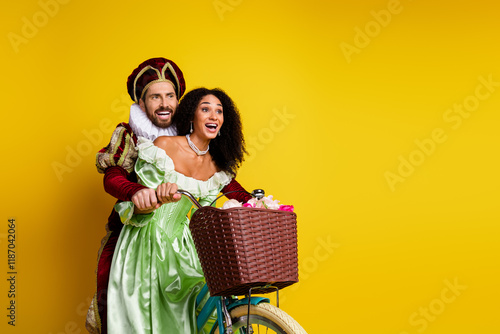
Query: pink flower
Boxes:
[
  {"xmin": 222, "ymin": 199, "xmax": 242, "ymax": 209},
  {"xmin": 262, "ymin": 195, "xmax": 280, "ymax": 210},
  {"xmin": 254, "ymin": 201, "xmax": 266, "ymax": 209},
  {"xmin": 279, "ymin": 205, "xmax": 294, "ymax": 212},
  {"xmin": 240, "ymin": 196, "xmax": 295, "ymax": 212},
  {"xmin": 245, "ymin": 198, "xmax": 258, "ymax": 207},
  {"xmin": 245, "ymin": 198, "xmax": 266, "ymax": 208}
]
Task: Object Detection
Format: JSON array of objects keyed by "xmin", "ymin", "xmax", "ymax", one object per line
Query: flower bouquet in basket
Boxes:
[
  {"xmin": 189, "ymin": 193, "xmax": 299, "ymax": 297},
  {"xmin": 221, "ymin": 195, "xmax": 295, "ymax": 212}
]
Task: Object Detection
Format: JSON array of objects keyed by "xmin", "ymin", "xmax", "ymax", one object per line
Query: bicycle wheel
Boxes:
[{"xmin": 211, "ymin": 303, "xmax": 307, "ymax": 334}]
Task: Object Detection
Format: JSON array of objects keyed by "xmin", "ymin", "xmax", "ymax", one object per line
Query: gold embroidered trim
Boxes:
[
  {"xmin": 132, "ymin": 62, "xmax": 182, "ymax": 102},
  {"xmin": 117, "ymin": 132, "xmax": 137, "ymax": 173},
  {"xmin": 123, "ymin": 136, "xmax": 138, "ymax": 174},
  {"xmin": 109, "ymin": 127, "xmax": 126, "ymax": 167},
  {"xmin": 116, "ymin": 130, "xmax": 129, "ymax": 168},
  {"xmin": 96, "ymin": 126, "xmax": 125, "ymax": 173},
  {"xmin": 85, "ymin": 231, "xmax": 113, "ymax": 334},
  {"xmin": 96, "ymin": 126, "xmax": 137, "ymax": 174},
  {"xmin": 85, "ymin": 294, "xmax": 100, "ymax": 333},
  {"xmin": 132, "ymin": 65, "xmax": 161, "ymax": 102},
  {"xmin": 163, "ymin": 62, "xmax": 181, "ymax": 97}
]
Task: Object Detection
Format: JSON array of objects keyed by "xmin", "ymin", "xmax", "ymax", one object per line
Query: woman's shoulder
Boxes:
[{"xmin": 153, "ymin": 135, "xmax": 184, "ymax": 149}]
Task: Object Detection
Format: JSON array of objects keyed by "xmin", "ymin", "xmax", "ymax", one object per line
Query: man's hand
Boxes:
[
  {"xmin": 131, "ymin": 188, "xmax": 160, "ymax": 214},
  {"xmin": 156, "ymin": 182, "xmax": 182, "ymax": 204}
]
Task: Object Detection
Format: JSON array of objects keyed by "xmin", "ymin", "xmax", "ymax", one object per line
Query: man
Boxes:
[{"xmin": 86, "ymin": 58, "xmax": 250, "ymax": 334}]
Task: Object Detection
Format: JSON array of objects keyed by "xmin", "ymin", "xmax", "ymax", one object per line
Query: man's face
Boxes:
[{"xmin": 139, "ymin": 81, "xmax": 179, "ymax": 128}]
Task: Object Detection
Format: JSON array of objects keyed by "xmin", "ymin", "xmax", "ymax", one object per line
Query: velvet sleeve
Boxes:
[
  {"xmin": 103, "ymin": 166, "xmax": 148, "ymax": 202},
  {"xmin": 222, "ymin": 178, "xmax": 252, "ymax": 203}
]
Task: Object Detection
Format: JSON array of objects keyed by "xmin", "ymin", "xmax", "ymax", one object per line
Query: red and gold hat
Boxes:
[{"xmin": 127, "ymin": 57, "xmax": 186, "ymax": 103}]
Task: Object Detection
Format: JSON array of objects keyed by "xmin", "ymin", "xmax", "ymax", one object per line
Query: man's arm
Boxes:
[
  {"xmin": 103, "ymin": 166, "xmax": 147, "ymax": 201},
  {"xmin": 222, "ymin": 178, "xmax": 252, "ymax": 203},
  {"xmin": 97, "ymin": 123, "xmax": 159, "ymax": 212},
  {"xmin": 104, "ymin": 164, "xmax": 163, "ymax": 215}
]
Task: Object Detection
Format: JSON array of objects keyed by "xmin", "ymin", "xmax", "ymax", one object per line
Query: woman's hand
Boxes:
[{"xmin": 156, "ymin": 182, "xmax": 182, "ymax": 204}]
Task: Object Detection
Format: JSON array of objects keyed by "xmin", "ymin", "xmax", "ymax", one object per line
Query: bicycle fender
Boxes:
[{"xmin": 226, "ymin": 297, "xmax": 270, "ymax": 311}]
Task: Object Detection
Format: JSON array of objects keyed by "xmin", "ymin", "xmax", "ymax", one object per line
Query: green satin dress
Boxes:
[{"xmin": 108, "ymin": 138, "xmax": 231, "ymax": 333}]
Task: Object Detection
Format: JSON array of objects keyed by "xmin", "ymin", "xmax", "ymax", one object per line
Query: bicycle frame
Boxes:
[{"xmin": 195, "ymin": 284, "xmax": 270, "ymax": 333}]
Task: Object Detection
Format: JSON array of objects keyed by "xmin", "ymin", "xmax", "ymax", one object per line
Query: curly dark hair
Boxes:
[{"xmin": 174, "ymin": 88, "xmax": 246, "ymax": 176}]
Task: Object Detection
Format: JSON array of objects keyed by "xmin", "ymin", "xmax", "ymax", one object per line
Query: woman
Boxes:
[{"xmin": 107, "ymin": 88, "xmax": 247, "ymax": 333}]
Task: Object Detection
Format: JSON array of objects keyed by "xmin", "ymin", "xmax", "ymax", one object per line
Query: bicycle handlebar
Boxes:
[
  {"xmin": 176, "ymin": 189, "xmax": 203, "ymax": 209},
  {"xmin": 176, "ymin": 188, "xmax": 265, "ymax": 209}
]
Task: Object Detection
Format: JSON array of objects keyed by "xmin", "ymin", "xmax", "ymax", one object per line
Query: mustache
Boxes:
[{"xmin": 156, "ymin": 106, "xmax": 173, "ymax": 112}]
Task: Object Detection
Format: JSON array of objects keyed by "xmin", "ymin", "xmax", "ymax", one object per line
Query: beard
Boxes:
[{"xmin": 145, "ymin": 105, "xmax": 175, "ymax": 128}]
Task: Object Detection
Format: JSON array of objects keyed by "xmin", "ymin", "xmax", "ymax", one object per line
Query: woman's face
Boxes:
[{"xmin": 192, "ymin": 94, "xmax": 224, "ymax": 139}]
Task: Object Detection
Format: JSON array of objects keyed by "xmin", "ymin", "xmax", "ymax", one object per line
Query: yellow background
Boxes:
[{"xmin": 2, "ymin": 0, "xmax": 499, "ymax": 333}]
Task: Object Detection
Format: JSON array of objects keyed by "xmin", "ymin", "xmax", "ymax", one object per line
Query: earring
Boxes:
[
  {"xmin": 218, "ymin": 130, "xmax": 221, "ymax": 136},
  {"xmin": 190, "ymin": 122, "xmax": 193, "ymax": 134}
]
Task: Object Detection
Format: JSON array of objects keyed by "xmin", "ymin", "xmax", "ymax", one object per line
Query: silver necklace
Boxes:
[{"xmin": 186, "ymin": 134, "xmax": 209, "ymax": 156}]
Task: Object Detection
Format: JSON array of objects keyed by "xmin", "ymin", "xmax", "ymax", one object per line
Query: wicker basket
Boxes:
[{"xmin": 189, "ymin": 206, "xmax": 299, "ymax": 296}]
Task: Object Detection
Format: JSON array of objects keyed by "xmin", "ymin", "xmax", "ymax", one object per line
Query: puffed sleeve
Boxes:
[
  {"xmin": 113, "ymin": 201, "xmax": 155, "ymax": 227},
  {"xmin": 96, "ymin": 123, "xmax": 138, "ymax": 174}
]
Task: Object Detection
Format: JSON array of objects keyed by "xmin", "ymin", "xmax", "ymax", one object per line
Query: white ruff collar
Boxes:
[{"xmin": 128, "ymin": 103, "xmax": 177, "ymax": 141}]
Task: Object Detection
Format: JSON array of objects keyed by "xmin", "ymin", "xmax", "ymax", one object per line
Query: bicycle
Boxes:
[{"xmin": 178, "ymin": 189, "xmax": 307, "ymax": 334}]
